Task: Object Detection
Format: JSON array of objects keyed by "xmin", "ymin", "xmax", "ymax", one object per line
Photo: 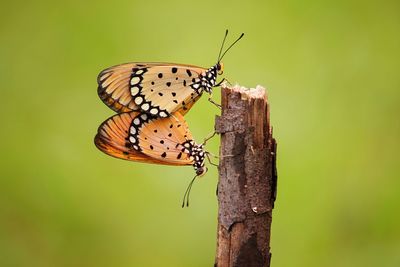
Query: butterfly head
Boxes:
[{"xmin": 217, "ymin": 62, "xmax": 224, "ymax": 75}]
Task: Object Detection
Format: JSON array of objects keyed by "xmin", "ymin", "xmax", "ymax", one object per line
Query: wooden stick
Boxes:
[{"xmin": 214, "ymin": 84, "xmax": 277, "ymax": 267}]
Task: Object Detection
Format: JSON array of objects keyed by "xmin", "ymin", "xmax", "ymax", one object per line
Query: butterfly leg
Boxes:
[
  {"xmin": 208, "ymin": 95, "xmax": 222, "ymax": 109},
  {"xmin": 207, "ymin": 151, "xmax": 219, "ymax": 159},
  {"xmin": 215, "ymin": 78, "xmax": 232, "ymax": 87},
  {"xmin": 215, "ymin": 78, "xmax": 226, "ymax": 87},
  {"xmin": 206, "ymin": 152, "xmax": 219, "ymax": 167},
  {"xmin": 220, "ymin": 154, "xmax": 235, "ymax": 158},
  {"xmin": 203, "ymin": 131, "xmax": 218, "ymax": 145}
]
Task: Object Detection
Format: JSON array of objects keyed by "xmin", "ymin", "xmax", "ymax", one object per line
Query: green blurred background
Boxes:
[{"xmin": 1, "ymin": 0, "xmax": 399, "ymax": 266}]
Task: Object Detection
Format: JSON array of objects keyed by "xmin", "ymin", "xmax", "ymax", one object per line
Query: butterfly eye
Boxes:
[
  {"xmin": 217, "ymin": 63, "xmax": 224, "ymax": 75},
  {"xmin": 196, "ymin": 166, "xmax": 208, "ymax": 176}
]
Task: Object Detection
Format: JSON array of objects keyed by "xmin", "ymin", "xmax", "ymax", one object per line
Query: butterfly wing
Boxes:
[
  {"xmin": 94, "ymin": 112, "xmax": 187, "ymax": 166},
  {"xmin": 97, "ymin": 63, "xmax": 204, "ymax": 115},
  {"xmin": 127, "ymin": 112, "xmax": 195, "ymax": 165},
  {"xmin": 97, "ymin": 64, "xmax": 139, "ymax": 113}
]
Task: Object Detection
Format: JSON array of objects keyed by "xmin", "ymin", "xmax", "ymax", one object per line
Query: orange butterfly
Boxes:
[
  {"xmin": 97, "ymin": 30, "xmax": 244, "ymax": 117},
  {"xmin": 94, "ymin": 111, "xmax": 216, "ymax": 206}
]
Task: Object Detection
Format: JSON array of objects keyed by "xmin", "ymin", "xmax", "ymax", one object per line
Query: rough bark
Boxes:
[{"xmin": 214, "ymin": 84, "xmax": 277, "ymax": 267}]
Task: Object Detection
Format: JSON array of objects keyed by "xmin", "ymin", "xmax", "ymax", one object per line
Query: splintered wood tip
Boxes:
[{"xmin": 221, "ymin": 83, "xmax": 266, "ymax": 100}]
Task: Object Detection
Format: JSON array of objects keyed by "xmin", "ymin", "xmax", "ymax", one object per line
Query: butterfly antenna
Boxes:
[
  {"xmin": 217, "ymin": 29, "xmax": 229, "ymax": 63},
  {"xmin": 181, "ymin": 175, "xmax": 198, "ymax": 208},
  {"xmin": 219, "ymin": 33, "xmax": 245, "ymax": 62}
]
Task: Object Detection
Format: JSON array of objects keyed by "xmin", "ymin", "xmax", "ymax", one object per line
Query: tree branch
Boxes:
[{"xmin": 214, "ymin": 84, "xmax": 277, "ymax": 267}]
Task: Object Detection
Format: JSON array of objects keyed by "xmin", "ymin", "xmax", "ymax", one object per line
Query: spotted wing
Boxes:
[
  {"xmin": 127, "ymin": 112, "xmax": 195, "ymax": 165},
  {"xmin": 97, "ymin": 63, "xmax": 204, "ymax": 116},
  {"xmin": 94, "ymin": 112, "xmax": 187, "ymax": 166}
]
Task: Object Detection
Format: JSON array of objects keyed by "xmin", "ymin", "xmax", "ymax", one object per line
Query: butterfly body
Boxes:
[
  {"xmin": 185, "ymin": 141, "xmax": 207, "ymax": 176},
  {"xmin": 197, "ymin": 63, "xmax": 222, "ymax": 93}
]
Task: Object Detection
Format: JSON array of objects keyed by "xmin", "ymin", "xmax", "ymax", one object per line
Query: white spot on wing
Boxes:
[
  {"xmin": 141, "ymin": 103, "xmax": 150, "ymax": 111},
  {"xmin": 133, "ymin": 118, "xmax": 140, "ymax": 125},
  {"xmin": 134, "ymin": 96, "xmax": 143, "ymax": 105},
  {"xmin": 135, "ymin": 69, "xmax": 144, "ymax": 75},
  {"xmin": 130, "ymin": 76, "xmax": 141, "ymax": 85},
  {"xmin": 130, "ymin": 86, "xmax": 139, "ymax": 96}
]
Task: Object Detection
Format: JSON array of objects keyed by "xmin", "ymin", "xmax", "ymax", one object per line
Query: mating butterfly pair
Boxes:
[{"xmin": 94, "ymin": 31, "xmax": 243, "ymax": 205}]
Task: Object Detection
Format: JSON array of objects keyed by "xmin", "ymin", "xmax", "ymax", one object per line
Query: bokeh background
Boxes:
[{"xmin": 1, "ymin": 0, "xmax": 399, "ymax": 266}]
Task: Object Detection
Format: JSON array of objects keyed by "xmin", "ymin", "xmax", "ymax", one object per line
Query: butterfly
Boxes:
[
  {"xmin": 97, "ymin": 30, "xmax": 244, "ymax": 117},
  {"xmin": 94, "ymin": 111, "xmax": 216, "ymax": 206}
]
